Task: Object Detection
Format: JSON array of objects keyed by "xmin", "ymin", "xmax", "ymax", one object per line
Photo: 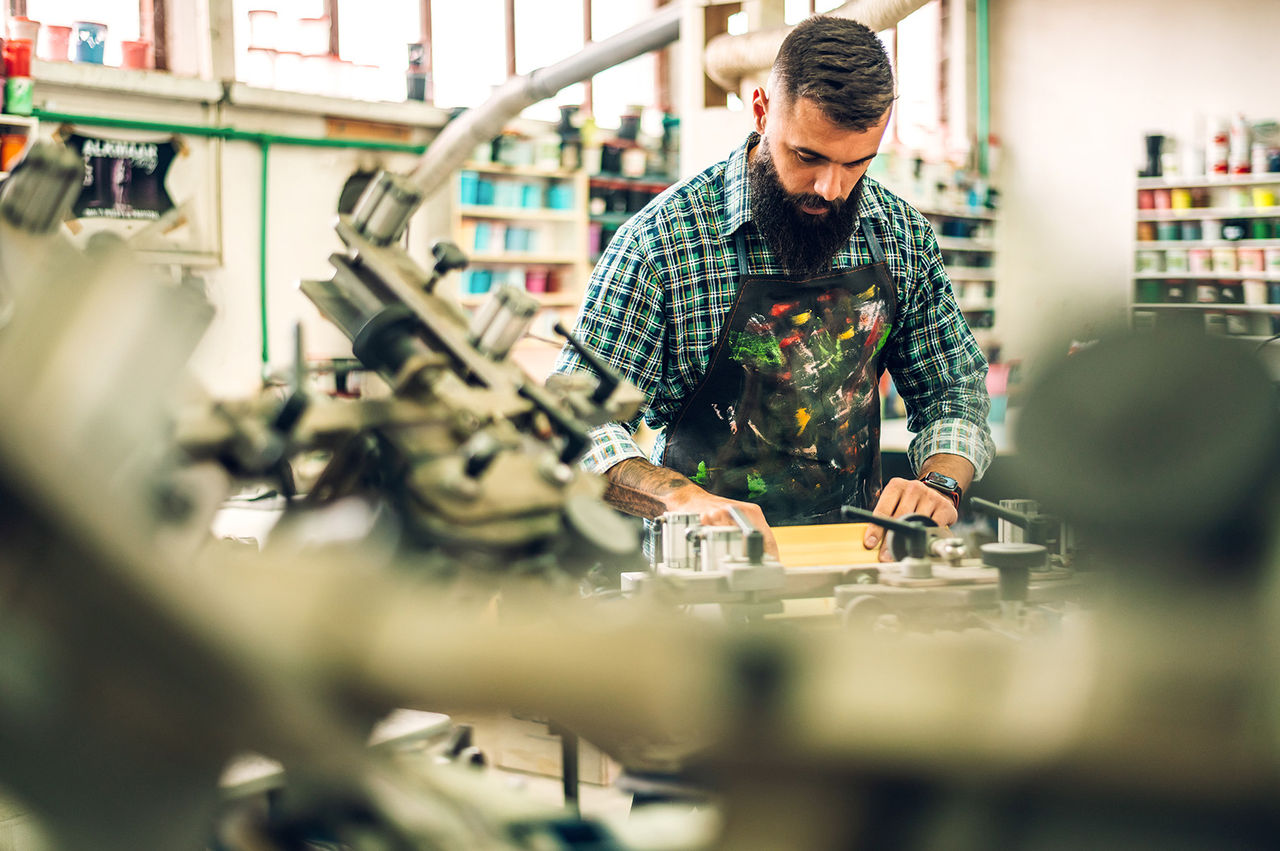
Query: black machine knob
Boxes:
[
  {"xmin": 432, "ymin": 241, "xmax": 470, "ymax": 275},
  {"xmin": 981, "ymin": 542, "xmax": 1048, "ymax": 603}
]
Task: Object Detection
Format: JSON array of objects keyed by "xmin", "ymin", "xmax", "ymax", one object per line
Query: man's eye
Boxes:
[{"xmin": 795, "ymin": 153, "xmax": 817, "ymax": 163}]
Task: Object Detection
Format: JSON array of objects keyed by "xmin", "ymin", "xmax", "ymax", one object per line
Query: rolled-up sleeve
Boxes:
[
  {"xmin": 884, "ymin": 227, "xmax": 996, "ymax": 479},
  {"xmin": 552, "ymin": 222, "xmax": 666, "ymax": 475}
]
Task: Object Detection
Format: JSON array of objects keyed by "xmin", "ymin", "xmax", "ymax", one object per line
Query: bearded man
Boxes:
[{"xmin": 552, "ymin": 15, "xmax": 993, "ymax": 560}]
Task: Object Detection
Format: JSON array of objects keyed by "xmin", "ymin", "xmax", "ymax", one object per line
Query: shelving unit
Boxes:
[
  {"xmin": 1130, "ymin": 172, "xmax": 1280, "ymax": 340},
  {"xmin": 918, "ymin": 206, "xmax": 1000, "ymax": 354},
  {"xmin": 450, "ymin": 161, "xmax": 589, "ymax": 311},
  {"xmin": 587, "ymin": 174, "xmax": 673, "ymax": 263},
  {"xmin": 0, "ymin": 115, "xmax": 39, "ymax": 179}
]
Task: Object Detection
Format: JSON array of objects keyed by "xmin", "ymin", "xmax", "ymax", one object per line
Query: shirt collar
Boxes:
[{"xmin": 722, "ymin": 131, "xmax": 890, "ymax": 238}]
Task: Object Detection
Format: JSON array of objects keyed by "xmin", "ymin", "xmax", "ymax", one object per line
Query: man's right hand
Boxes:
[{"xmin": 603, "ymin": 458, "xmax": 779, "ymax": 558}]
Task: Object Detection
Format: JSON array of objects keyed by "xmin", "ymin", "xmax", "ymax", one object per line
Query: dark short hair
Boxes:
[{"xmin": 771, "ymin": 15, "xmax": 895, "ymax": 131}]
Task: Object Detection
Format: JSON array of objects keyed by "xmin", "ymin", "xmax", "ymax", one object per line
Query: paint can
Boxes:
[
  {"xmin": 1156, "ymin": 221, "xmax": 1180, "ymax": 241},
  {"xmin": 1165, "ymin": 248, "xmax": 1189, "ymax": 273},
  {"xmin": 1269, "ymin": 283, "xmax": 1280, "ymax": 305},
  {"xmin": 1218, "ymin": 283, "xmax": 1243, "ymax": 304},
  {"xmin": 1203, "ymin": 312, "xmax": 1228, "ymax": 335},
  {"xmin": 1209, "ymin": 119, "xmax": 1230, "ymax": 174},
  {"xmin": 1135, "ymin": 250, "xmax": 1162, "ymax": 273},
  {"xmin": 1195, "ymin": 284, "xmax": 1219, "ymax": 303},
  {"xmin": 1137, "ymin": 190, "xmax": 1155, "ymax": 210},
  {"xmin": 1136, "ymin": 281, "xmax": 1161, "ymax": 304},
  {"xmin": 1164, "ymin": 281, "xmax": 1191, "ymax": 303},
  {"xmin": 1211, "ymin": 246, "xmax": 1239, "ymax": 272},
  {"xmin": 1137, "ymin": 222, "xmax": 1157, "ymax": 242},
  {"xmin": 1224, "ymin": 313, "xmax": 1250, "ymax": 336},
  {"xmin": 1170, "ymin": 188, "xmax": 1193, "ymax": 209},
  {"xmin": 1188, "ymin": 248, "xmax": 1213, "ymax": 274},
  {"xmin": 1264, "ymin": 246, "xmax": 1280, "ymax": 273},
  {"xmin": 1242, "ymin": 280, "xmax": 1268, "ymax": 305},
  {"xmin": 1252, "ymin": 187, "xmax": 1277, "ymax": 208},
  {"xmin": 1152, "ymin": 188, "xmax": 1172, "ymax": 209},
  {"xmin": 1200, "ymin": 218, "xmax": 1220, "ymax": 240},
  {"xmin": 1237, "ymin": 247, "xmax": 1265, "ymax": 273},
  {"xmin": 1250, "ymin": 219, "xmax": 1273, "ymax": 240},
  {"xmin": 1179, "ymin": 221, "xmax": 1202, "ymax": 241}
]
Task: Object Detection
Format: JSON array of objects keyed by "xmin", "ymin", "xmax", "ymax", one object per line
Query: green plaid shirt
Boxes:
[{"xmin": 554, "ymin": 133, "xmax": 994, "ymax": 482}]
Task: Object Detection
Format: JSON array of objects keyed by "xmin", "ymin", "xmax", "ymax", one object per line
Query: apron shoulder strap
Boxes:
[
  {"xmin": 734, "ymin": 229, "xmax": 750, "ymax": 278},
  {"xmin": 860, "ymin": 217, "xmax": 886, "ymax": 265}
]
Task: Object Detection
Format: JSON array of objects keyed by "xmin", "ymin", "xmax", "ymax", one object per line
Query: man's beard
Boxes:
[{"xmin": 748, "ymin": 139, "xmax": 862, "ymax": 277}]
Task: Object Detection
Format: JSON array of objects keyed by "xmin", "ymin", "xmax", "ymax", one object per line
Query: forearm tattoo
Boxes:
[{"xmin": 603, "ymin": 458, "xmax": 693, "ymax": 519}]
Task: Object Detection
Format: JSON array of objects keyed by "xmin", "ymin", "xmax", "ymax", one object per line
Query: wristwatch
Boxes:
[{"xmin": 919, "ymin": 471, "xmax": 963, "ymax": 508}]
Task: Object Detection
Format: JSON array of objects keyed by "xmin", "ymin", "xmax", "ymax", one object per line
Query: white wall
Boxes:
[
  {"xmin": 989, "ymin": 0, "xmax": 1280, "ymax": 364},
  {"xmin": 30, "ymin": 73, "xmax": 452, "ymax": 399}
]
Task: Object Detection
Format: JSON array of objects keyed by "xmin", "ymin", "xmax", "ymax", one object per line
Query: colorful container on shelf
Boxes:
[
  {"xmin": 41, "ymin": 24, "xmax": 71, "ymax": 61},
  {"xmin": 72, "ymin": 21, "xmax": 107, "ymax": 64}
]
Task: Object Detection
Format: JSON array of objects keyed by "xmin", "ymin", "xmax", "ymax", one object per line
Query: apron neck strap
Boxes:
[
  {"xmin": 860, "ymin": 217, "xmax": 886, "ymax": 264},
  {"xmin": 737, "ymin": 216, "xmax": 886, "ymax": 277}
]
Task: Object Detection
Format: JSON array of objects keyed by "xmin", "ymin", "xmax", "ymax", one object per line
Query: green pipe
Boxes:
[
  {"xmin": 259, "ymin": 140, "xmax": 270, "ymax": 375},
  {"xmin": 32, "ymin": 108, "xmax": 431, "ymax": 371},
  {"xmin": 32, "ymin": 109, "xmax": 429, "ymax": 154},
  {"xmin": 976, "ymin": 0, "xmax": 989, "ymax": 176}
]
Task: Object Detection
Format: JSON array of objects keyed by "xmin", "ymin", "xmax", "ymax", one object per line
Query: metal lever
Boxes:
[
  {"xmin": 841, "ymin": 505, "xmax": 931, "ymax": 560},
  {"xmin": 517, "ymin": 383, "xmax": 591, "ymax": 464},
  {"xmin": 969, "ymin": 497, "xmax": 1061, "ymax": 551},
  {"xmin": 554, "ymin": 322, "xmax": 622, "ymax": 405},
  {"xmin": 727, "ymin": 506, "xmax": 765, "ymax": 565}
]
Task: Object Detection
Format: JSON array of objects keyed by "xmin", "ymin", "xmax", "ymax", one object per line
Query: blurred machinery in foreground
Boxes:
[{"xmin": 4, "ymin": 99, "xmax": 1280, "ymax": 851}]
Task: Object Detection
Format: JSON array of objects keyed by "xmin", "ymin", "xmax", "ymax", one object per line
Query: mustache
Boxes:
[{"xmin": 790, "ymin": 193, "xmax": 846, "ymax": 215}]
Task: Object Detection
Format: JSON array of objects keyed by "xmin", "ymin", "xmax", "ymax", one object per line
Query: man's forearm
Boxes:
[
  {"xmin": 917, "ymin": 452, "xmax": 976, "ymax": 492},
  {"xmin": 602, "ymin": 457, "xmax": 701, "ymax": 519}
]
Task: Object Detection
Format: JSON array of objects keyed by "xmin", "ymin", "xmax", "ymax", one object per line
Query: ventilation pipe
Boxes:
[
  {"xmin": 703, "ymin": 0, "xmax": 933, "ymax": 95},
  {"xmin": 407, "ymin": 4, "xmax": 681, "ymax": 202}
]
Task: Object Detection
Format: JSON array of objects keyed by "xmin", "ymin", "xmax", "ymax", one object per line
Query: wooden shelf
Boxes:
[
  {"xmin": 589, "ymin": 212, "xmax": 635, "ymax": 226},
  {"xmin": 1134, "ymin": 272, "xmax": 1280, "ymax": 282},
  {"xmin": 917, "ymin": 205, "xmax": 997, "ymax": 221},
  {"xmin": 1136, "ymin": 206, "xmax": 1280, "ymax": 221},
  {"xmin": 1131, "ymin": 303, "xmax": 1280, "ymax": 313},
  {"xmin": 947, "ymin": 266, "xmax": 996, "ymax": 281},
  {"xmin": 1135, "ymin": 239, "xmax": 1280, "ymax": 250},
  {"xmin": 468, "ymin": 252, "xmax": 582, "ymax": 265},
  {"xmin": 458, "ymin": 292, "xmax": 581, "ymax": 308},
  {"xmin": 937, "ymin": 237, "xmax": 995, "ymax": 252},
  {"xmin": 463, "ymin": 161, "xmax": 579, "ymax": 179},
  {"xmin": 459, "ymin": 204, "xmax": 579, "ymax": 222},
  {"xmin": 1137, "ymin": 173, "xmax": 1280, "ymax": 190}
]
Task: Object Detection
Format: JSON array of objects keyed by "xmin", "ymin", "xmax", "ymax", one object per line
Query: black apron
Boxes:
[{"xmin": 662, "ymin": 220, "xmax": 897, "ymax": 525}]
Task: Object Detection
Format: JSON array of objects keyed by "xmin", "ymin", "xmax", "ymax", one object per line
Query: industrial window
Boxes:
[
  {"xmin": 15, "ymin": 0, "xmax": 148, "ymax": 68},
  {"xmin": 233, "ymin": 0, "xmax": 425, "ymax": 101},
  {"xmin": 431, "ymin": 0, "xmax": 507, "ymax": 110},
  {"xmin": 779, "ymin": 0, "xmax": 949, "ymax": 157},
  {"xmin": 512, "ymin": 0, "xmax": 584, "ymax": 123}
]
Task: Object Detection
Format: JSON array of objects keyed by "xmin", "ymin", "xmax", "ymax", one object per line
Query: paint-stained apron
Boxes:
[{"xmin": 662, "ymin": 219, "xmax": 897, "ymax": 525}]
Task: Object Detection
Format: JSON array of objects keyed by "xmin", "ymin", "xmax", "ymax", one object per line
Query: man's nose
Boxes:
[{"xmin": 812, "ymin": 164, "xmax": 852, "ymax": 203}]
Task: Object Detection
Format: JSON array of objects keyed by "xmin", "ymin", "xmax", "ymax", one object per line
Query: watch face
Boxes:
[{"xmin": 924, "ymin": 472, "xmax": 959, "ymax": 490}]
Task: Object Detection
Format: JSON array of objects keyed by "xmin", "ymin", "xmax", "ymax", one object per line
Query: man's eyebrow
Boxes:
[{"xmin": 793, "ymin": 145, "xmax": 877, "ymax": 167}]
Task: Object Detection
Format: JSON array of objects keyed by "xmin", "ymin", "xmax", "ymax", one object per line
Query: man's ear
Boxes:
[{"xmin": 751, "ymin": 87, "xmax": 768, "ymax": 134}]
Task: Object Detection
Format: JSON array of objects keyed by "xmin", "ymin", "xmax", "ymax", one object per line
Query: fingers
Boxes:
[
  {"xmin": 863, "ymin": 477, "xmax": 960, "ymax": 561},
  {"xmin": 697, "ymin": 500, "xmax": 779, "ymax": 558}
]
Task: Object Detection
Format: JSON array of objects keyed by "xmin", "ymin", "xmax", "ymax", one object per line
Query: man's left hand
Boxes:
[{"xmin": 862, "ymin": 477, "xmax": 958, "ymax": 562}]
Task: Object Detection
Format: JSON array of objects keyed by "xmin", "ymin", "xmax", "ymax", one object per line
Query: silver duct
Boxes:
[
  {"xmin": 406, "ymin": 4, "xmax": 682, "ymax": 202},
  {"xmin": 703, "ymin": 0, "xmax": 933, "ymax": 94}
]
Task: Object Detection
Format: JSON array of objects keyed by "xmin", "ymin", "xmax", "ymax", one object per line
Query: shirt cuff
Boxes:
[
  {"xmin": 581, "ymin": 422, "xmax": 648, "ymax": 476},
  {"xmin": 907, "ymin": 418, "xmax": 996, "ymax": 481}
]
